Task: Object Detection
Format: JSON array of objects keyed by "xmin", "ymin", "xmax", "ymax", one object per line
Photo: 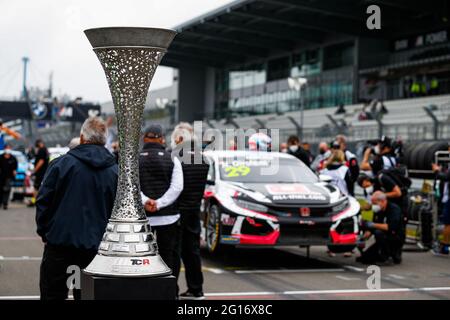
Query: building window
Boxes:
[
  {"xmin": 323, "ymin": 42, "xmax": 354, "ymax": 70},
  {"xmin": 291, "ymin": 49, "xmax": 321, "ymax": 77},
  {"xmin": 267, "ymin": 56, "xmax": 290, "ymax": 81}
]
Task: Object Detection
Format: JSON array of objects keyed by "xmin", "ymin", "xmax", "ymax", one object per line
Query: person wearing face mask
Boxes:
[
  {"xmin": 357, "ymin": 191, "xmax": 404, "ymax": 264},
  {"xmin": 287, "ymin": 135, "xmax": 310, "ymax": 167},
  {"xmin": 361, "ymin": 136, "xmax": 397, "ymax": 176},
  {"xmin": 311, "ymin": 141, "xmax": 329, "ymax": 172},
  {"xmin": 0, "ymin": 145, "xmax": 17, "ymax": 210},
  {"xmin": 279, "ymin": 142, "xmax": 288, "ymax": 153},
  {"xmin": 357, "ymin": 172, "xmax": 405, "ymax": 215}
]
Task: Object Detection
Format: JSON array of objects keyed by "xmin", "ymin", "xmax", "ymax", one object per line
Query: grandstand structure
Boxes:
[
  {"xmin": 152, "ymin": 0, "xmax": 450, "ymax": 143},
  {"xmin": 37, "ymin": 122, "xmax": 81, "ymax": 147},
  {"xmin": 202, "ymin": 94, "xmax": 450, "ymax": 144},
  {"xmin": 41, "ymin": 0, "xmax": 450, "ymax": 147}
]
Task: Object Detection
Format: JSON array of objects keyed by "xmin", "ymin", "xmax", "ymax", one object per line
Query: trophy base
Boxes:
[
  {"xmin": 83, "ymin": 253, "xmax": 172, "ymax": 277},
  {"xmin": 81, "ymin": 272, "xmax": 176, "ymax": 300}
]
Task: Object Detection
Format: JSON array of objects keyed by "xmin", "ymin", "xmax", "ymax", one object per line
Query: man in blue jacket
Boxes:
[{"xmin": 36, "ymin": 117, "xmax": 118, "ymax": 300}]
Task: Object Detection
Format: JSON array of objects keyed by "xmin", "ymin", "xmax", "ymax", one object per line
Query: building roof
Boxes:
[{"xmin": 161, "ymin": 0, "xmax": 447, "ymax": 69}]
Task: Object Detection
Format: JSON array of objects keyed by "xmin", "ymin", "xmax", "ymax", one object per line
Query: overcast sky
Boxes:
[{"xmin": 0, "ymin": 0, "xmax": 232, "ymax": 103}]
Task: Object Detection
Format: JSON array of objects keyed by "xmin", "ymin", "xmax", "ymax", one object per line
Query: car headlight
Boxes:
[
  {"xmin": 233, "ymin": 199, "xmax": 269, "ymax": 213},
  {"xmin": 332, "ymin": 199, "xmax": 350, "ymax": 213}
]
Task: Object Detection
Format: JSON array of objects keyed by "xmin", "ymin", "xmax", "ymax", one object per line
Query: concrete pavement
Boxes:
[{"xmin": 1, "ymin": 203, "xmax": 449, "ymax": 300}]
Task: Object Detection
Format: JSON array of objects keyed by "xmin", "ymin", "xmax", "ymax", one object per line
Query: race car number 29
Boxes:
[{"xmin": 225, "ymin": 165, "xmax": 251, "ymax": 178}]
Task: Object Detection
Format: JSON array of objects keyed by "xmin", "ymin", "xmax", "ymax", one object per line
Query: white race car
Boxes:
[{"xmin": 201, "ymin": 150, "xmax": 361, "ymax": 253}]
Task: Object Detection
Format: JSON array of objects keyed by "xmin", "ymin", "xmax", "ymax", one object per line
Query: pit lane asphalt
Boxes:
[{"xmin": 1, "ymin": 203, "xmax": 449, "ymax": 300}]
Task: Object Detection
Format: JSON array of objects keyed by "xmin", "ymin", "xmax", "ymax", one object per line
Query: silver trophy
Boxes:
[{"xmin": 83, "ymin": 27, "xmax": 176, "ymax": 277}]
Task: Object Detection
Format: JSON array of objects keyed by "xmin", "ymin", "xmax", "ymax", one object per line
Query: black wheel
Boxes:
[
  {"xmin": 205, "ymin": 204, "xmax": 221, "ymax": 254},
  {"xmin": 424, "ymin": 141, "xmax": 449, "ymax": 170},
  {"xmin": 405, "ymin": 143, "xmax": 418, "ymax": 169},
  {"xmin": 416, "ymin": 142, "xmax": 434, "ymax": 170},
  {"xmin": 411, "ymin": 142, "xmax": 426, "ymax": 170},
  {"xmin": 403, "ymin": 144, "xmax": 415, "ymax": 168}
]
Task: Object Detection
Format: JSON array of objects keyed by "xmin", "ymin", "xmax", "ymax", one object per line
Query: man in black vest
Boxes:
[
  {"xmin": 171, "ymin": 125, "xmax": 210, "ymax": 299},
  {"xmin": 139, "ymin": 124, "xmax": 183, "ymax": 276}
]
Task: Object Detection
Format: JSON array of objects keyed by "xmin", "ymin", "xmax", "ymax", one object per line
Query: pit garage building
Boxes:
[{"xmin": 160, "ymin": 0, "xmax": 450, "ymax": 123}]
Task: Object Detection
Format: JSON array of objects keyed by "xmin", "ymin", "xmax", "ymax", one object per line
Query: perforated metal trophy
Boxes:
[{"xmin": 83, "ymin": 27, "xmax": 176, "ymax": 277}]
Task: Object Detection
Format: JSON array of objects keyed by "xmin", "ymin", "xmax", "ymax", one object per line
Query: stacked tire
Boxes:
[
  {"xmin": 404, "ymin": 141, "xmax": 448, "ymax": 179},
  {"xmin": 407, "ymin": 192, "xmax": 433, "ymax": 249}
]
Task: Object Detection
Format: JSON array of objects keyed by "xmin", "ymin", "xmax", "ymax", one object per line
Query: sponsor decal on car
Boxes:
[
  {"xmin": 266, "ymin": 184, "xmax": 315, "ymax": 195},
  {"xmin": 299, "ymin": 220, "xmax": 315, "ymax": 225},
  {"xmin": 219, "ymin": 159, "xmax": 270, "ymax": 167},
  {"xmin": 221, "ymin": 214, "xmax": 236, "ymax": 226},
  {"xmin": 272, "ymin": 194, "xmax": 326, "ymax": 201},
  {"xmin": 265, "ymin": 184, "xmax": 327, "ymax": 201},
  {"xmin": 220, "ymin": 236, "xmax": 240, "ymax": 244}
]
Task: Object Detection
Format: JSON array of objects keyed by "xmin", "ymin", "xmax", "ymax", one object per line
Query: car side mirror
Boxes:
[{"xmin": 319, "ymin": 174, "xmax": 332, "ymax": 183}]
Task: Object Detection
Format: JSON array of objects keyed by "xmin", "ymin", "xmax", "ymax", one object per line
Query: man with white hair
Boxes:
[
  {"xmin": 36, "ymin": 117, "xmax": 118, "ymax": 300},
  {"xmin": 358, "ymin": 191, "xmax": 404, "ymax": 264},
  {"xmin": 173, "ymin": 121, "xmax": 194, "ymax": 134},
  {"xmin": 171, "ymin": 125, "xmax": 209, "ymax": 299},
  {"xmin": 68, "ymin": 137, "xmax": 80, "ymax": 149}
]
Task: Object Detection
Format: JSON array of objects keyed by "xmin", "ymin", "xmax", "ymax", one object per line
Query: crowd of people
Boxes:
[
  {"xmin": 34, "ymin": 117, "xmax": 209, "ymax": 300},
  {"xmin": 22, "ymin": 114, "xmax": 449, "ymax": 300},
  {"xmin": 279, "ymin": 133, "xmax": 450, "ymax": 263}
]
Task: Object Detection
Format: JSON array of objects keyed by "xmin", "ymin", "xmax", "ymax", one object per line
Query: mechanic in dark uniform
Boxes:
[
  {"xmin": 357, "ymin": 172, "xmax": 407, "ymax": 217},
  {"xmin": 0, "ymin": 145, "xmax": 17, "ymax": 209},
  {"xmin": 358, "ymin": 191, "xmax": 404, "ymax": 264},
  {"xmin": 171, "ymin": 124, "xmax": 210, "ymax": 299},
  {"xmin": 139, "ymin": 124, "xmax": 183, "ymax": 275}
]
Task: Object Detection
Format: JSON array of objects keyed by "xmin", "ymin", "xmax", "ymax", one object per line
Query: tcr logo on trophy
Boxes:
[{"xmin": 130, "ymin": 259, "xmax": 150, "ymax": 266}]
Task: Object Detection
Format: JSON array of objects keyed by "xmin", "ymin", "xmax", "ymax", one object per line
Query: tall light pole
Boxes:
[
  {"xmin": 288, "ymin": 77, "xmax": 308, "ymax": 139},
  {"xmin": 21, "ymin": 57, "xmax": 29, "ymax": 101}
]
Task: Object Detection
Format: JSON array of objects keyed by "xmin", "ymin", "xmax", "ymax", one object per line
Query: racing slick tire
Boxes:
[
  {"xmin": 416, "ymin": 142, "xmax": 435, "ymax": 171},
  {"xmin": 403, "ymin": 144, "xmax": 415, "ymax": 169},
  {"xmin": 205, "ymin": 204, "xmax": 222, "ymax": 254},
  {"xmin": 424, "ymin": 141, "xmax": 449, "ymax": 169},
  {"xmin": 405, "ymin": 141, "xmax": 448, "ymax": 179}
]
